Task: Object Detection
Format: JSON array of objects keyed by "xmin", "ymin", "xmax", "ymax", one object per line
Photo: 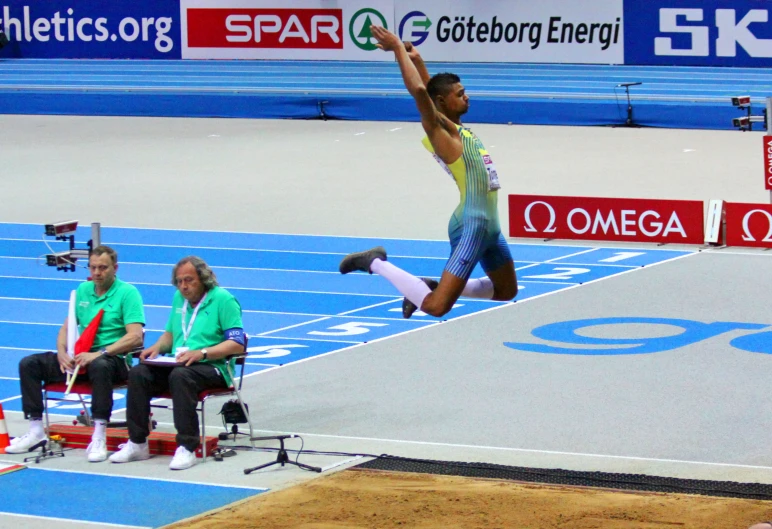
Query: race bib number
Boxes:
[
  {"xmin": 432, "ymin": 154, "xmax": 454, "ymax": 180},
  {"xmin": 481, "ymin": 151, "xmax": 501, "ymax": 191}
]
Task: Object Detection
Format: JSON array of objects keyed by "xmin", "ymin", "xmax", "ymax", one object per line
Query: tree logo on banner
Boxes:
[{"xmin": 349, "ymin": 8, "xmax": 388, "ymax": 51}]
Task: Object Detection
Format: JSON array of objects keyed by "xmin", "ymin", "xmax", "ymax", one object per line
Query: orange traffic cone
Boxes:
[{"xmin": 0, "ymin": 403, "xmax": 10, "ymax": 454}]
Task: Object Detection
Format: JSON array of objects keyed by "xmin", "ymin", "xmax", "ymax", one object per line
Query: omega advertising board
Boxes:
[
  {"xmin": 509, "ymin": 195, "xmax": 704, "ymax": 245},
  {"xmin": 725, "ymin": 202, "xmax": 772, "ymax": 248}
]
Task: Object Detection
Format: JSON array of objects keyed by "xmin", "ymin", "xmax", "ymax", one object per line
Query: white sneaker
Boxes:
[
  {"xmin": 86, "ymin": 438, "xmax": 108, "ymax": 462},
  {"xmin": 169, "ymin": 446, "xmax": 197, "ymax": 470},
  {"xmin": 4, "ymin": 431, "xmax": 47, "ymax": 454},
  {"xmin": 108, "ymin": 441, "xmax": 150, "ymax": 463}
]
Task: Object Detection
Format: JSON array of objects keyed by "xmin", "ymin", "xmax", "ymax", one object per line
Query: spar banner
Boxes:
[
  {"xmin": 509, "ymin": 195, "xmax": 704, "ymax": 244},
  {"xmin": 395, "ymin": 0, "xmax": 624, "ymax": 64},
  {"xmin": 0, "ymin": 0, "xmax": 181, "ymax": 58},
  {"xmin": 623, "ymin": 0, "xmax": 772, "ymax": 67},
  {"xmin": 725, "ymin": 202, "xmax": 772, "ymax": 248},
  {"xmin": 180, "ymin": 0, "xmax": 395, "ymax": 60}
]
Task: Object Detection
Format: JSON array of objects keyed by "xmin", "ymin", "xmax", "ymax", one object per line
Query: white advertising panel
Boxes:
[
  {"xmin": 181, "ymin": 0, "xmax": 395, "ymax": 60},
  {"xmin": 395, "ymin": 0, "xmax": 624, "ymax": 64}
]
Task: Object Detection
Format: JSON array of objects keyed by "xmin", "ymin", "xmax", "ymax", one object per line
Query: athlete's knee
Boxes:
[
  {"xmin": 493, "ymin": 282, "xmax": 518, "ymax": 301},
  {"xmin": 420, "ymin": 294, "xmax": 456, "ymax": 317}
]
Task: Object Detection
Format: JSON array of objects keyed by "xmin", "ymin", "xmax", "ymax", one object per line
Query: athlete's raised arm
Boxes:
[{"xmin": 370, "ymin": 25, "xmax": 460, "ymax": 162}]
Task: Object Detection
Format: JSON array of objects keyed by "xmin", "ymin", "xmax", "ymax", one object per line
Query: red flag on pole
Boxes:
[{"xmin": 74, "ymin": 309, "xmax": 104, "ymax": 355}]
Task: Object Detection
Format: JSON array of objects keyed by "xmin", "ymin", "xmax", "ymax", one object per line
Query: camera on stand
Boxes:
[
  {"xmin": 730, "ymin": 95, "xmax": 767, "ymax": 132},
  {"xmin": 43, "ymin": 221, "xmax": 101, "ymax": 272},
  {"xmin": 44, "ymin": 220, "xmax": 79, "ymax": 239}
]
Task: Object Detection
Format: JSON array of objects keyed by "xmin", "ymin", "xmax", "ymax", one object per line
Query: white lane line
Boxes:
[
  {"xmin": 239, "ymin": 429, "xmax": 772, "ymax": 472},
  {"xmin": 0, "ymin": 513, "xmax": 151, "ymax": 529},
  {"xmin": 0, "ymin": 296, "xmax": 453, "ymax": 323},
  {"xmin": 248, "ymin": 335, "xmax": 361, "ymax": 344},
  {"xmin": 700, "ymin": 249, "xmax": 772, "ymax": 257},
  {"xmin": 258, "ymin": 317, "xmax": 331, "ymax": 336},
  {"xmin": 0, "ymin": 275, "xmax": 411, "ymax": 298},
  {"xmin": 336, "ymin": 298, "xmax": 404, "ymax": 316},
  {"xmin": 0, "ymin": 321, "xmax": 164, "ymax": 333},
  {"xmin": 544, "ymin": 247, "xmax": 599, "ymax": 261},
  {"xmin": 244, "ymin": 362, "xmax": 279, "ymax": 367},
  {"xmin": 0, "ymin": 320, "xmax": 59, "ymax": 327},
  {"xmin": 28, "ymin": 466, "xmax": 269, "ymax": 491}
]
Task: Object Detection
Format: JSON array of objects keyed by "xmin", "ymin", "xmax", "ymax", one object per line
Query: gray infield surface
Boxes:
[
  {"xmin": 230, "ymin": 250, "xmax": 772, "ymax": 483},
  {"xmin": 1, "ymin": 115, "xmax": 770, "ymax": 502},
  {"xmin": 0, "ymin": 116, "xmax": 767, "ymax": 236}
]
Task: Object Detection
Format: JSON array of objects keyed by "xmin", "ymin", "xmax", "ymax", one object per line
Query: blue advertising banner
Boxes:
[
  {"xmin": 624, "ymin": 0, "xmax": 772, "ymax": 67},
  {"xmin": 0, "ymin": 0, "xmax": 181, "ymax": 59}
]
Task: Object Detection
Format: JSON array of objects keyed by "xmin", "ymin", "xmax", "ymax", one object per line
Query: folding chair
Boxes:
[
  {"xmin": 43, "ymin": 344, "xmax": 143, "ymax": 430},
  {"xmin": 150, "ymin": 338, "xmax": 254, "ymax": 461}
]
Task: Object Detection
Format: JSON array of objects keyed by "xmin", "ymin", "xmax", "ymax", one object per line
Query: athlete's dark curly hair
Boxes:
[{"xmin": 427, "ymin": 72, "xmax": 461, "ymax": 101}]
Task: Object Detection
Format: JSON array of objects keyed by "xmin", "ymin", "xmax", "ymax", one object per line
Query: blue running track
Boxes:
[
  {"xmin": 0, "ymin": 467, "xmax": 264, "ymax": 528},
  {"xmin": 1, "ymin": 59, "xmax": 769, "ymax": 128},
  {"xmin": 0, "ymin": 222, "xmax": 693, "ymax": 417}
]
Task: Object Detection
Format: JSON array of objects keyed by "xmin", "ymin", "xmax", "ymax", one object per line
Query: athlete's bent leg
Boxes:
[
  {"xmin": 419, "ymin": 271, "xmax": 467, "ymax": 317},
  {"xmin": 485, "ymin": 260, "xmax": 518, "ymax": 301},
  {"xmin": 369, "ymin": 259, "xmax": 434, "ymax": 310},
  {"xmin": 460, "ymin": 277, "xmax": 494, "ymax": 299}
]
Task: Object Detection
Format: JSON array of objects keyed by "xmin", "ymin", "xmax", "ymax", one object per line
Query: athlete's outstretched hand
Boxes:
[
  {"xmin": 370, "ymin": 25, "xmax": 403, "ymax": 52},
  {"xmin": 404, "ymin": 41, "xmax": 422, "ymax": 61}
]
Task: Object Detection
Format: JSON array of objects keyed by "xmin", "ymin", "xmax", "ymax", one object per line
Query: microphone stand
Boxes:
[
  {"xmin": 243, "ymin": 435, "xmax": 321, "ymax": 474},
  {"xmin": 615, "ymin": 82, "xmax": 643, "ymax": 128}
]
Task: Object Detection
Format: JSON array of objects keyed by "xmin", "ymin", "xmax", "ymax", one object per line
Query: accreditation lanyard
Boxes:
[{"xmin": 181, "ymin": 293, "xmax": 208, "ymax": 346}]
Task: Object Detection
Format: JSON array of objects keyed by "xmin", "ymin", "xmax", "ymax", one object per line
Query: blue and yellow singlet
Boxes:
[{"xmin": 422, "ymin": 124, "xmax": 501, "ymax": 236}]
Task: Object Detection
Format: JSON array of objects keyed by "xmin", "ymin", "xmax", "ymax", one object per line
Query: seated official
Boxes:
[
  {"xmin": 6, "ymin": 245, "xmax": 145, "ymax": 462},
  {"xmin": 109, "ymin": 256, "xmax": 245, "ymax": 470}
]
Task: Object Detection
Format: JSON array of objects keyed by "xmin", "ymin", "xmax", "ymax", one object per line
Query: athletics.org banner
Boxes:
[
  {"xmin": 0, "ymin": 0, "xmax": 181, "ymax": 58},
  {"xmin": 624, "ymin": 0, "xmax": 772, "ymax": 67},
  {"xmin": 395, "ymin": 0, "xmax": 624, "ymax": 64}
]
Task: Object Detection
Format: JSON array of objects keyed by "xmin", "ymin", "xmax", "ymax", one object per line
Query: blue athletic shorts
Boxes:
[{"xmin": 445, "ymin": 221, "xmax": 513, "ymax": 280}]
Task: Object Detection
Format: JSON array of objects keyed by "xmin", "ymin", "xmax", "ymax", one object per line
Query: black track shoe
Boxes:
[
  {"xmin": 402, "ymin": 277, "xmax": 439, "ymax": 319},
  {"xmin": 338, "ymin": 246, "xmax": 387, "ymax": 274}
]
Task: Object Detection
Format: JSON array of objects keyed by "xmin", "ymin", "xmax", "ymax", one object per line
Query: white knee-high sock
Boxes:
[
  {"xmin": 369, "ymin": 259, "xmax": 431, "ymax": 308},
  {"xmin": 461, "ymin": 277, "xmax": 494, "ymax": 299}
]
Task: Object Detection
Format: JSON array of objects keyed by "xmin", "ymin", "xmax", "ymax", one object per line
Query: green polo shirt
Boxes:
[
  {"xmin": 75, "ymin": 278, "xmax": 145, "ymax": 350},
  {"xmin": 164, "ymin": 286, "xmax": 244, "ymax": 387}
]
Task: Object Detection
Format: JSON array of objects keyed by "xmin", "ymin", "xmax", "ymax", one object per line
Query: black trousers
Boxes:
[
  {"xmin": 126, "ymin": 363, "xmax": 225, "ymax": 452},
  {"xmin": 19, "ymin": 352, "xmax": 129, "ymax": 421}
]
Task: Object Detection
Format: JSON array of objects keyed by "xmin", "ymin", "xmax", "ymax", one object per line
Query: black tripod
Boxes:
[{"xmin": 244, "ymin": 435, "xmax": 321, "ymax": 474}]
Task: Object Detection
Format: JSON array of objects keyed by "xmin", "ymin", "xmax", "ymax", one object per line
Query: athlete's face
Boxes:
[{"xmin": 439, "ymin": 83, "xmax": 469, "ymax": 116}]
